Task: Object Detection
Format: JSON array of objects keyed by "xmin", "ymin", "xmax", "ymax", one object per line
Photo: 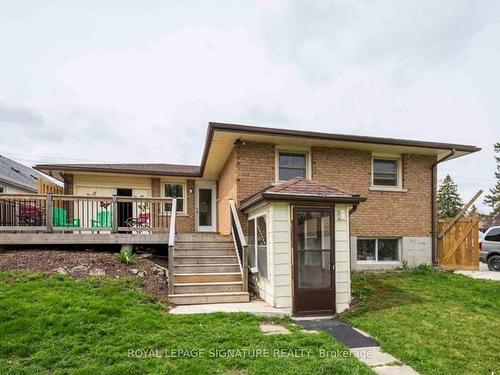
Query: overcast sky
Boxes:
[{"xmin": 0, "ymin": 1, "xmax": 499, "ymax": 211}]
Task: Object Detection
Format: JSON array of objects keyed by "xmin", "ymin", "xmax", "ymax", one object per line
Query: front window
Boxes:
[
  {"xmin": 247, "ymin": 215, "xmax": 268, "ymax": 278},
  {"xmin": 357, "ymin": 238, "xmax": 399, "ymax": 262},
  {"xmin": 164, "ymin": 183, "xmax": 184, "ymax": 212},
  {"xmin": 373, "ymin": 158, "xmax": 399, "ymax": 187},
  {"xmin": 0, "ymin": 186, "xmax": 4, "ymax": 193},
  {"xmin": 278, "ymin": 152, "xmax": 307, "ymax": 181}
]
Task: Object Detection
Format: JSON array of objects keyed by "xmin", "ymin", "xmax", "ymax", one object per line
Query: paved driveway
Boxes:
[{"xmin": 456, "ymin": 262, "xmax": 500, "ymax": 281}]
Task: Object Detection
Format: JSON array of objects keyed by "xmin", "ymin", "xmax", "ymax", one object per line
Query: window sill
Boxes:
[
  {"xmin": 369, "ymin": 186, "xmax": 407, "ymax": 193},
  {"xmin": 159, "ymin": 213, "xmax": 189, "ymax": 217},
  {"xmin": 356, "ymin": 261, "xmax": 401, "ymax": 264}
]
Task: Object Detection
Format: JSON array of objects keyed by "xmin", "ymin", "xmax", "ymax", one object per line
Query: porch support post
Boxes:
[
  {"xmin": 111, "ymin": 195, "xmax": 118, "ymax": 233},
  {"xmin": 45, "ymin": 194, "xmax": 53, "ymax": 233}
]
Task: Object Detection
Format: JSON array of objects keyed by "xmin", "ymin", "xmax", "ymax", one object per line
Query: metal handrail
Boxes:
[
  {"xmin": 229, "ymin": 199, "xmax": 248, "ymax": 292},
  {"xmin": 167, "ymin": 198, "xmax": 177, "ymax": 295}
]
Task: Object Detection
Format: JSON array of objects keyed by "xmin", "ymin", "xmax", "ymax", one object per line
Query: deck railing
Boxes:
[
  {"xmin": 0, "ymin": 194, "xmax": 175, "ymax": 234},
  {"xmin": 229, "ymin": 199, "xmax": 248, "ymax": 292}
]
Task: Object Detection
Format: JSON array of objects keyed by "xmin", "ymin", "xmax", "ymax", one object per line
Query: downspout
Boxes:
[{"xmin": 431, "ymin": 149, "xmax": 456, "ymax": 265}]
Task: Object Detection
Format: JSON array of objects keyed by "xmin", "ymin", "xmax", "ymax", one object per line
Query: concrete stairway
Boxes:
[{"xmin": 168, "ymin": 233, "xmax": 250, "ymax": 305}]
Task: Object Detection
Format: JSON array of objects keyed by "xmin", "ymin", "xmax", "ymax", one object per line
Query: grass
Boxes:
[
  {"xmin": 342, "ymin": 267, "xmax": 500, "ymax": 375},
  {"xmin": 0, "ymin": 272, "xmax": 372, "ymax": 375}
]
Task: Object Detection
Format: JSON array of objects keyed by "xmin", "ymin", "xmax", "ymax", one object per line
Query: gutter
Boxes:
[{"xmin": 430, "ymin": 149, "xmax": 456, "ymax": 265}]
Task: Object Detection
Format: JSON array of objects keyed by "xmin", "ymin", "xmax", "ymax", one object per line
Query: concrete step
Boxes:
[
  {"xmin": 169, "ymin": 291, "xmax": 250, "ymax": 305},
  {"xmin": 174, "ymin": 264, "xmax": 241, "ymax": 274},
  {"xmin": 175, "ymin": 255, "xmax": 239, "ymax": 264},
  {"xmin": 174, "ymin": 272, "xmax": 242, "ymax": 283},
  {"xmin": 176, "ymin": 233, "xmax": 232, "ymax": 242},
  {"xmin": 174, "ymin": 281, "xmax": 244, "ymax": 294},
  {"xmin": 174, "ymin": 241, "xmax": 235, "ymax": 250},
  {"xmin": 175, "ymin": 249, "xmax": 236, "ymax": 256}
]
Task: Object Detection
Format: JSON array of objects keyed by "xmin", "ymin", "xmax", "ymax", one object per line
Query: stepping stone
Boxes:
[
  {"xmin": 260, "ymin": 323, "xmax": 290, "ymax": 335},
  {"xmin": 373, "ymin": 365, "xmax": 420, "ymax": 375},
  {"xmin": 350, "ymin": 347, "xmax": 400, "ymax": 367},
  {"xmin": 89, "ymin": 268, "xmax": 105, "ymax": 276}
]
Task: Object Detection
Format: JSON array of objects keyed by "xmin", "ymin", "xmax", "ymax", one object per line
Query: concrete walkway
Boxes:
[
  {"xmin": 456, "ymin": 263, "xmax": 500, "ymax": 281},
  {"xmin": 169, "ymin": 300, "xmax": 286, "ymax": 317},
  {"xmin": 296, "ymin": 320, "xmax": 421, "ymax": 375}
]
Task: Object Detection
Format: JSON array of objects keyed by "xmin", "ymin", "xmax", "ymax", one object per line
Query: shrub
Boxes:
[{"xmin": 118, "ymin": 247, "xmax": 135, "ymax": 264}]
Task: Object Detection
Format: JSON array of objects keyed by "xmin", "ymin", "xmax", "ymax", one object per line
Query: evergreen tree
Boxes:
[
  {"xmin": 483, "ymin": 142, "xmax": 500, "ymax": 216},
  {"xmin": 437, "ymin": 174, "xmax": 464, "ymax": 218},
  {"xmin": 468, "ymin": 204, "xmax": 479, "ymax": 216}
]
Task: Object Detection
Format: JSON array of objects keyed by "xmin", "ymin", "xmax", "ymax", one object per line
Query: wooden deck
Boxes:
[
  {"xmin": 0, "ymin": 233, "xmax": 169, "ymax": 245},
  {"xmin": 0, "ymin": 194, "xmax": 177, "ymax": 246}
]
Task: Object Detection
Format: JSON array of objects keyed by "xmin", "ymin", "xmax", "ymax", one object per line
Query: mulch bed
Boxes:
[{"xmin": 0, "ymin": 250, "xmax": 169, "ymax": 302}]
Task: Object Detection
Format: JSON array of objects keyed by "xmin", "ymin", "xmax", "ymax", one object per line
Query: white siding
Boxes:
[
  {"xmin": 246, "ymin": 202, "xmax": 353, "ymax": 316},
  {"xmin": 335, "ymin": 204, "xmax": 352, "ymax": 313}
]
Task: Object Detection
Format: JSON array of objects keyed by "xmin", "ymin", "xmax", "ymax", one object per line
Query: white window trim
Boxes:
[
  {"xmin": 371, "ymin": 153, "xmax": 406, "ymax": 192},
  {"xmin": 162, "ymin": 182, "xmax": 187, "ymax": 215},
  {"xmin": 247, "ymin": 213, "xmax": 268, "ymax": 277},
  {"xmin": 275, "ymin": 146, "xmax": 312, "ymax": 183},
  {"xmin": 356, "ymin": 237, "xmax": 401, "ymax": 263}
]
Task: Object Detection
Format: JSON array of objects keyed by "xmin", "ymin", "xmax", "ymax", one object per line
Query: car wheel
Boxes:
[{"xmin": 487, "ymin": 255, "xmax": 500, "ymax": 272}]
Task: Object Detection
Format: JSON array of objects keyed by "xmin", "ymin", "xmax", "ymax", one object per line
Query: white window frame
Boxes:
[
  {"xmin": 370, "ymin": 153, "xmax": 404, "ymax": 191},
  {"xmin": 356, "ymin": 237, "xmax": 401, "ymax": 263},
  {"xmin": 162, "ymin": 182, "xmax": 186, "ymax": 215},
  {"xmin": 275, "ymin": 146, "xmax": 312, "ymax": 183},
  {"xmin": 247, "ymin": 213, "xmax": 268, "ymax": 277}
]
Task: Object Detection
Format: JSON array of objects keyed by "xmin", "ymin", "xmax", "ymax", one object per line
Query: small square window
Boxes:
[
  {"xmin": 278, "ymin": 152, "xmax": 307, "ymax": 181},
  {"xmin": 357, "ymin": 239, "xmax": 376, "ymax": 261},
  {"xmin": 373, "ymin": 159, "xmax": 399, "ymax": 187},
  {"xmin": 0, "ymin": 186, "xmax": 4, "ymax": 193},
  {"xmin": 164, "ymin": 183, "xmax": 184, "ymax": 212}
]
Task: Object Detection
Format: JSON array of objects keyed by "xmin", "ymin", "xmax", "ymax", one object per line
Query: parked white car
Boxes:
[{"xmin": 480, "ymin": 226, "xmax": 500, "ymax": 271}]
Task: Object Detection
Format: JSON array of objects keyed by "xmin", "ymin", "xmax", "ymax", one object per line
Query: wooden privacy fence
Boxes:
[
  {"xmin": 438, "ymin": 216, "xmax": 479, "ymax": 270},
  {"xmin": 37, "ymin": 177, "xmax": 63, "ymax": 195}
]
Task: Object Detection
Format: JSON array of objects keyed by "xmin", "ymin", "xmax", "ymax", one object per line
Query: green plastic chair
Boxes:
[
  {"xmin": 52, "ymin": 207, "xmax": 81, "ymax": 227},
  {"xmin": 91, "ymin": 211, "xmax": 112, "ymax": 228}
]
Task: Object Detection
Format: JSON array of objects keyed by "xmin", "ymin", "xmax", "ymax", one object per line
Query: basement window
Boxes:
[{"xmin": 357, "ymin": 238, "xmax": 400, "ymax": 262}]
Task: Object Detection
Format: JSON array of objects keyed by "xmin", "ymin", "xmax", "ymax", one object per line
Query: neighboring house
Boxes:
[
  {"xmin": 0, "ymin": 155, "xmax": 43, "ymax": 194},
  {"xmin": 33, "ymin": 122, "xmax": 479, "ymax": 315}
]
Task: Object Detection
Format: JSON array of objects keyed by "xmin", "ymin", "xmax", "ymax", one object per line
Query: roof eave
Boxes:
[
  {"xmin": 240, "ymin": 192, "xmax": 367, "ymax": 211},
  {"xmin": 34, "ymin": 165, "xmax": 201, "ymax": 178}
]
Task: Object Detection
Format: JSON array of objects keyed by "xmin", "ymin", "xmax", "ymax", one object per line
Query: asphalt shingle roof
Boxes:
[{"xmin": 0, "ymin": 155, "xmax": 42, "ymax": 191}]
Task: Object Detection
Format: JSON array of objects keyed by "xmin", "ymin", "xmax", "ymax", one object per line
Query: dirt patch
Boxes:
[{"xmin": 0, "ymin": 250, "xmax": 169, "ymax": 302}]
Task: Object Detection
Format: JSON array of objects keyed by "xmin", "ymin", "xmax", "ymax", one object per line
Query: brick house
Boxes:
[{"xmin": 32, "ymin": 122, "xmax": 479, "ymax": 315}]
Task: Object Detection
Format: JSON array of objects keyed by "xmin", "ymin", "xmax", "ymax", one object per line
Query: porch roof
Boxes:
[{"xmin": 239, "ymin": 177, "xmax": 367, "ymax": 211}]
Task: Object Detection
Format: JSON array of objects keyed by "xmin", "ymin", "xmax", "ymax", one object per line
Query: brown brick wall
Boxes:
[
  {"xmin": 217, "ymin": 150, "xmax": 238, "ymax": 235},
  {"xmin": 312, "ymin": 148, "xmax": 435, "ymax": 237},
  {"xmin": 225, "ymin": 142, "xmax": 435, "ymax": 238}
]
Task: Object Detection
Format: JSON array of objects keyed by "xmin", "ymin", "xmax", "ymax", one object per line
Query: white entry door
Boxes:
[{"xmin": 195, "ymin": 181, "xmax": 217, "ymax": 232}]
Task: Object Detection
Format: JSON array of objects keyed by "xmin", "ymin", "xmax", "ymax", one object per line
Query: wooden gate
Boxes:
[{"xmin": 438, "ymin": 216, "xmax": 479, "ymax": 270}]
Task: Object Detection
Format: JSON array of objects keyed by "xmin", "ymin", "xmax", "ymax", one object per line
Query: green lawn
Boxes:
[
  {"xmin": 343, "ymin": 267, "xmax": 500, "ymax": 375},
  {"xmin": 0, "ymin": 272, "xmax": 371, "ymax": 375}
]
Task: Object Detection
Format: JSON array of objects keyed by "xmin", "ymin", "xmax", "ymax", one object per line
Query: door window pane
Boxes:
[
  {"xmin": 198, "ymin": 188, "xmax": 212, "ymax": 226},
  {"xmin": 296, "ymin": 210, "xmax": 332, "ymax": 288},
  {"xmin": 373, "ymin": 159, "xmax": 398, "ymax": 187},
  {"xmin": 247, "ymin": 219, "xmax": 256, "ymax": 269},
  {"xmin": 357, "ymin": 239, "xmax": 376, "ymax": 261}
]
